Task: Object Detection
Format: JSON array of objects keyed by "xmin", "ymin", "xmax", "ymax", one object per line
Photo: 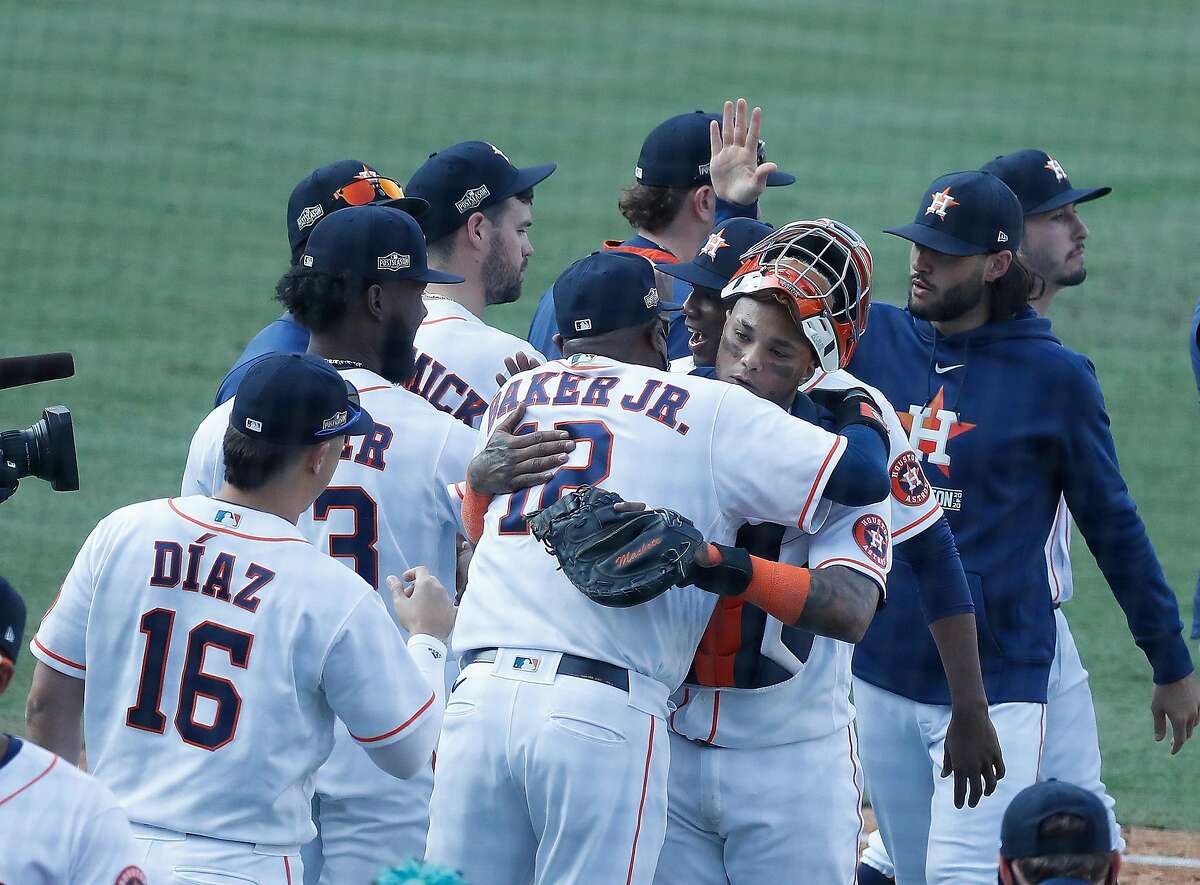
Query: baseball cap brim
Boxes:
[
  {"xmin": 883, "ymin": 223, "xmax": 994, "ymax": 257},
  {"xmin": 378, "ymin": 196, "xmax": 430, "ymax": 217},
  {"xmin": 315, "ymin": 400, "xmax": 376, "ymax": 440},
  {"xmin": 412, "ymin": 268, "xmax": 466, "ymax": 284},
  {"xmin": 656, "ymin": 260, "xmax": 728, "ymax": 293},
  {"xmin": 509, "ymin": 163, "xmax": 558, "ymax": 198},
  {"xmin": 1027, "ymin": 185, "xmax": 1111, "ymax": 216},
  {"xmin": 765, "ymin": 170, "xmax": 796, "ymax": 187}
]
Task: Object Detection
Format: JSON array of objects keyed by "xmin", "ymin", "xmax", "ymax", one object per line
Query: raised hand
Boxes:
[{"xmin": 708, "ymin": 98, "xmax": 779, "ymax": 207}]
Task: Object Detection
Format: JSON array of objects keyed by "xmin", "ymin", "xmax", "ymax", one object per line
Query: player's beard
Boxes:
[
  {"xmin": 482, "ymin": 238, "xmax": 525, "ymax": 306},
  {"xmin": 908, "ymin": 275, "xmax": 985, "ymax": 323},
  {"xmin": 380, "ymin": 316, "xmax": 420, "ymax": 386}
]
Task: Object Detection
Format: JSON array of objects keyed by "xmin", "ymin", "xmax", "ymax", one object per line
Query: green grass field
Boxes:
[{"xmin": 3, "ymin": 0, "xmax": 1198, "ymax": 828}]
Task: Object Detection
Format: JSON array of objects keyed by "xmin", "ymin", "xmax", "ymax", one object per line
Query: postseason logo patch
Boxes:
[
  {"xmin": 115, "ymin": 867, "xmax": 149, "ymax": 885},
  {"xmin": 295, "ymin": 204, "xmax": 324, "ymax": 231},
  {"xmin": 377, "ymin": 252, "xmax": 412, "ymax": 272},
  {"xmin": 454, "ymin": 184, "xmax": 491, "ymax": 213},
  {"xmin": 853, "ymin": 513, "xmax": 890, "ymax": 569},
  {"xmin": 890, "ymin": 450, "xmax": 932, "ymax": 507}
]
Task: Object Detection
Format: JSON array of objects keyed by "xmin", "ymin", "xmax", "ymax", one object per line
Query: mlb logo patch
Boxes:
[
  {"xmin": 513, "ymin": 656, "xmax": 541, "ymax": 672},
  {"xmin": 214, "ymin": 509, "xmax": 242, "ymax": 528},
  {"xmin": 245, "ymin": 418, "xmax": 263, "ymax": 433},
  {"xmin": 574, "ymin": 318, "xmax": 593, "ymax": 332},
  {"xmin": 3, "ymin": 625, "xmax": 14, "ymax": 643}
]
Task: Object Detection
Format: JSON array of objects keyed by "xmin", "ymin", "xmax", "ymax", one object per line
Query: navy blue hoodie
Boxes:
[{"xmin": 848, "ymin": 303, "xmax": 1192, "ymax": 705}]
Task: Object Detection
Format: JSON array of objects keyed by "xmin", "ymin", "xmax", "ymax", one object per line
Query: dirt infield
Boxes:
[{"xmin": 860, "ymin": 810, "xmax": 1200, "ymax": 883}]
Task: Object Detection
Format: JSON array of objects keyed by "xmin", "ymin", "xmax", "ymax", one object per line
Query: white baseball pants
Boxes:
[{"xmin": 134, "ymin": 824, "xmax": 301, "ymax": 884}]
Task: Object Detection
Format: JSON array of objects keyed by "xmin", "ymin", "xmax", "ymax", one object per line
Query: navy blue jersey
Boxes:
[
  {"xmin": 849, "ymin": 303, "xmax": 1192, "ymax": 705},
  {"xmin": 215, "ymin": 312, "xmax": 309, "ymax": 406}
]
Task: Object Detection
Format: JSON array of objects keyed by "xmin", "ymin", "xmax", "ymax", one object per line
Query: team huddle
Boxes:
[{"xmin": 6, "ymin": 99, "xmax": 1198, "ymax": 885}]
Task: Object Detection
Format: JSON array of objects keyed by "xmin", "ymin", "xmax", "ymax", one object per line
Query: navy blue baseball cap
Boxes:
[
  {"xmin": 405, "ymin": 141, "xmax": 557, "ymax": 244},
  {"xmin": 230, "ymin": 353, "xmax": 375, "ymax": 446},
  {"xmin": 885, "ymin": 171, "xmax": 1023, "ymax": 256},
  {"xmin": 0, "ymin": 576, "xmax": 25, "ymax": 664},
  {"xmin": 554, "ymin": 251, "xmax": 682, "ymax": 339},
  {"xmin": 287, "ymin": 160, "xmax": 428, "ymax": 259},
  {"xmin": 300, "ymin": 204, "xmax": 464, "ymax": 284},
  {"xmin": 656, "ymin": 218, "xmax": 775, "ymax": 292},
  {"xmin": 1001, "ymin": 780, "xmax": 1111, "ymax": 861},
  {"xmin": 981, "ymin": 149, "xmax": 1111, "ymax": 216},
  {"xmin": 635, "ymin": 111, "xmax": 795, "ymax": 189}
]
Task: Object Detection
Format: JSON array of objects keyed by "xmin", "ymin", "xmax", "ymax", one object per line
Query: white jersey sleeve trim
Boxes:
[
  {"xmin": 811, "ymin": 555, "xmax": 887, "ymax": 595},
  {"xmin": 349, "ymin": 691, "xmax": 437, "ymax": 744},
  {"xmin": 30, "ymin": 635, "xmax": 86, "ymax": 676}
]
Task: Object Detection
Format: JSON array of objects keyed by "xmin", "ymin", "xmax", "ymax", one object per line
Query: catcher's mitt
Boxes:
[{"xmin": 528, "ymin": 486, "xmax": 705, "ymax": 608}]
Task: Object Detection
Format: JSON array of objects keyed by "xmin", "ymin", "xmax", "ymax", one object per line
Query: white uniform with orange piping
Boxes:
[
  {"xmin": 30, "ymin": 495, "xmax": 439, "ymax": 883},
  {"xmin": 410, "ymin": 296, "xmax": 545, "ymax": 428},
  {"xmin": 180, "ymin": 367, "xmax": 475, "ymax": 884},
  {"xmin": 424, "ymin": 353, "xmax": 852, "ymax": 885}
]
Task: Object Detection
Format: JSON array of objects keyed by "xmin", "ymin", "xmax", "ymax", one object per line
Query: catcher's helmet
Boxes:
[{"xmin": 720, "ymin": 219, "xmax": 873, "ymax": 372}]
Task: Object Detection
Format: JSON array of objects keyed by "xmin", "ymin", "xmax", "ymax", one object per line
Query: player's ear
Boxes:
[
  {"xmin": 996, "ymin": 857, "xmax": 1015, "ymax": 885},
  {"xmin": 693, "ymin": 185, "xmax": 716, "ymax": 223},
  {"xmin": 552, "ymin": 333, "xmax": 564, "ymax": 354},
  {"xmin": 983, "ymin": 250, "xmax": 1013, "ymax": 282},
  {"xmin": 364, "ymin": 282, "xmax": 385, "ymax": 321},
  {"xmin": 0, "ymin": 657, "xmax": 13, "ymax": 694},
  {"xmin": 465, "ymin": 212, "xmax": 488, "ymax": 250}
]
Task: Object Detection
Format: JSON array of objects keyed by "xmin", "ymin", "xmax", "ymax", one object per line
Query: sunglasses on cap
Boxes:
[{"xmin": 333, "ymin": 173, "xmax": 408, "ymax": 207}]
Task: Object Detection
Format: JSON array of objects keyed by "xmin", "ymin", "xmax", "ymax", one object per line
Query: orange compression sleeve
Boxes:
[
  {"xmin": 461, "ymin": 482, "xmax": 492, "ymax": 545},
  {"xmin": 716, "ymin": 545, "xmax": 810, "ymax": 624}
]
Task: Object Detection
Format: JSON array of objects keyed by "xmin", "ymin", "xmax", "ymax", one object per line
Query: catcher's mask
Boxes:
[{"xmin": 720, "ymin": 219, "xmax": 874, "ymax": 372}]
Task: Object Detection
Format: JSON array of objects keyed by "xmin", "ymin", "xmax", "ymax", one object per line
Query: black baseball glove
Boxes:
[{"xmin": 528, "ymin": 486, "xmax": 705, "ymax": 608}]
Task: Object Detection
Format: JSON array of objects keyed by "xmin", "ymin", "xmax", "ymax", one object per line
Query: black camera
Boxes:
[
  {"xmin": 0, "ymin": 352, "xmax": 80, "ymax": 503},
  {"xmin": 1, "ymin": 406, "xmax": 80, "ymax": 497}
]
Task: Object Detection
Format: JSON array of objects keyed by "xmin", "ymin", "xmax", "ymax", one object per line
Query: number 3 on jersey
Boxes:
[{"xmin": 499, "ymin": 420, "xmax": 614, "ymax": 534}]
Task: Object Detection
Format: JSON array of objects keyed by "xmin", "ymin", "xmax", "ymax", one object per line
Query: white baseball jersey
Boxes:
[
  {"xmin": 410, "ymin": 297, "xmax": 545, "ymax": 428},
  {"xmin": 802, "ymin": 368, "xmax": 943, "ymax": 544},
  {"xmin": 0, "ymin": 736, "xmax": 147, "ymax": 885},
  {"xmin": 453, "ymin": 354, "xmax": 850, "ymax": 691},
  {"xmin": 30, "ymin": 495, "xmax": 439, "ymax": 847},
  {"xmin": 669, "ymin": 497, "xmax": 891, "ymax": 748},
  {"xmin": 182, "ymin": 367, "xmax": 475, "ymax": 596}
]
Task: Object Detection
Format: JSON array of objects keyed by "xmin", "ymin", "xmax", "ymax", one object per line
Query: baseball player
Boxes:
[
  {"xmin": 403, "ymin": 141, "xmax": 555, "ymax": 427},
  {"xmin": 1193, "ymin": 297, "xmax": 1200, "ymax": 642},
  {"xmin": 527, "ymin": 99, "xmax": 793, "ymax": 360},
  {"xmin": 663, "ymin": 218, "xmax": 1005, "ymax": 810},
  {"xmin": 653, "ymin": 220, "xmax": 894, "ymax": 883},
  {"xmin": 214, "ymin": 159, "xmax": 427, "ymax": 406},
  {"xmin": 181, "ymin": 205, "xmax": 510, "ymax": 883},
  {"xmin": 423, "ymin": 248, "xmax": 891, "ymax": 885},
  {"xmin": 26, "ymin": 354, "xmax": 451, "ymax": 883},
  {"xmin": 1, "ymin": 577, "xmax": 148, "ymax": 884},
  {"xmin": 844, "ymin": 169, "xmax": 1199, "ymax": 884},
  {"xmin": 998, "ymin": 780, "xmax": 1120, "ymax": 885}
]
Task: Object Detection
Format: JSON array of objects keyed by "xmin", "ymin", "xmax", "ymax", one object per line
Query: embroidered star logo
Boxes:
[
  {"xmin": 488, "ymin": 143, "xmax": 511, "ymax": 164},
  {"xmin": 925, "ymin": 187, "xmax": 960, "ymax": 220},
  {"xmin": 1044, "ymin": 155, "xmax": 1068, "ymax": 182},
  {"xmin": 701, "ymin": 229, "xmax": 728, "ymax": 260},
  {"xmin": 896, "ymin": 386, "xmax": 976, "ymax": 477}
]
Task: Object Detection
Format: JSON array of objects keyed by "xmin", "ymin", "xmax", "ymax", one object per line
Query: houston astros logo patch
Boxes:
[
  {"xmin": 1044, "ymin": 155, "xmax": 1068, "ymax": 182},
  {"xmin": 925, "ymin": 187, "xmax": 959, "ymax": 219},
  {"xmin": 890, "ymin": 450, "xmax": 932, "ymax": 507},
  {"xmin": 701, "ymin": 229, "xmax": 728, "ymax": 259},
  {"xmin": 897, "ymin": 386, "xmax": 976, "ymax": 477},
  {"xmin": 853, "ymin": 513, "xmax": 890, "ymax": 569}
]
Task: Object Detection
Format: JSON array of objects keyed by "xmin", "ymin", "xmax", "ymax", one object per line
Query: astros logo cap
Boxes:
[
  {"xmin": 286, "ymin": 159, "xmax": 428, "ymax": 260},
  {"xmin": 230, "ymin": 353, "xmax": 375, "ymax": 445},
  {"xmin": 981, "ymin": 148, "xmax": 1111, "ymax": 216},
  {"xmin": 884, "ymin": 170, "xmax": 1023, "ymax": 256},
  {"xmin": 635, "ymin": 111, "xmax": 796, "ymax": 188},
  {"xmin": 406, "ymin": 141, "xmax": 557, "ymax": 244},
  {"xmin": 300, "ymin": 204, "xmax": 465, "ymax": 284},
  {"xmin": 656, "ymin": 218, "xmax": 776, "ymax": 292}
]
